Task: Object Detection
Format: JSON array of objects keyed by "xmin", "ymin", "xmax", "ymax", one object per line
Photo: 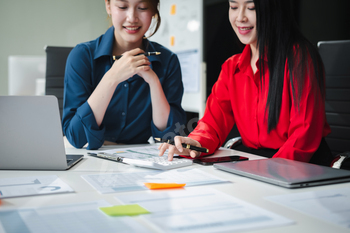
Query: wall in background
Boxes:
[
  {"xmin": 299, "ymin": 0, "xmax": 350, "ymax": 46},
  {"xmin": 0, "ymin": 0, "xmax": 109, "ymax": 95},
  {"xmin": 2, "ymin": 0, "xmax": 349, "ymax": 96}
]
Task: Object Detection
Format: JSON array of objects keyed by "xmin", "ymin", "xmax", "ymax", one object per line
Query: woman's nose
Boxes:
[
  {"xmin": 126, "ymin": 8, "xmax": 139, "ymax": 23},
  {"xmin": 236, "ymin": 9, "xmax": 247, "ymax": 23}
]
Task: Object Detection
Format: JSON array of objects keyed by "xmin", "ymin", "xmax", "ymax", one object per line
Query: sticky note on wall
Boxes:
[
  {"xmin": 170, "ymin": 4, "xmax": 176, "ymax": 15},
  {"xmin": 170, "ymin": 36, "xmax": 175, "ymax": 46}
]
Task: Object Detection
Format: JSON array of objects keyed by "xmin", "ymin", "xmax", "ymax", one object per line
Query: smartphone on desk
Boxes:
[{"xmin": 193, "ymin": 155, "xmax": 248, "ymax": 165}]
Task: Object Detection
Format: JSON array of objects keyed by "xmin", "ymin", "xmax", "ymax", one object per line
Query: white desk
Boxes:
[{"xmin": 0, "ymin": 144, "xmax": 349, "ymax": 233}]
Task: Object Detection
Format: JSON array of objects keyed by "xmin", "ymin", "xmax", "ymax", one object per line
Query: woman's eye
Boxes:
[
  {"xmin": 117, "ymin": 4, "xmax": 127, "ymax": 10},
  {"xmin": 138, "ymin": 4, "xmax": 148, "ymax": 10},
  {"xmin": 230, "ymin": 7, "xmax": 238, "ymax": 10},
  {"xmin": 248, "ymin": 7, "xmax": 255, "ymax": 10}
]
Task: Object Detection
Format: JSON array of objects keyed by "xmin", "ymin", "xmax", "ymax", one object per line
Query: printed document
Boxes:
[
  {"xmin": 0, "ymin": 175, "xmax": 73, "ymax": 198},
  {"xmin": 82, "ymin": 168, "xmax": 229, "ymax": 193},
  {"xmin": 97, "ymin": 145, "xmax": 170, "ymax": 160},
  {"xmin": 0, "ymin": 200, "xmax": 150, "ymax": 233},
  {"xmin": 266, "ymin": 187, "xmax": 350, "ymax": 229},
  {"xmin": 116, "ymin": 188, "xmax": 294, "ymax": 233}
]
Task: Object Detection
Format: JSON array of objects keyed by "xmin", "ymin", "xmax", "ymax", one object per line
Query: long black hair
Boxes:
[{"xmin": 254, "ymin": 0, "xmax": 325, "ymax": 132}]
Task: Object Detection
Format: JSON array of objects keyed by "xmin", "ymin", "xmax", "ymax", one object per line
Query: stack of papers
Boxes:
[
  {"xmin": 116, "ymin": 188, "xmax": 294, "ymax": 233},
  {"xmin": 0, "ymin": 175, "xmax": 73, "ymax": 198},
  {"xmin": 82, "ymin": 168, "xmax": 229, "ymax": 193}
]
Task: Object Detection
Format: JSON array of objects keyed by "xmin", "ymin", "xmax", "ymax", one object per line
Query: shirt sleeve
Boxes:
[
  {"xmin": 151, "ymin": 54, "xmax": 187, "ymax": 138},
  {"xmin": 188, "ymin": 64, "xmax": 235, "ymax": 155},
  {"xmin": 62, "ymin": 44, "xmax": 105, "ymax": 149},
  {"xmin": 273, "ymin": 61, "xmax": 329, "ymax": 162}
]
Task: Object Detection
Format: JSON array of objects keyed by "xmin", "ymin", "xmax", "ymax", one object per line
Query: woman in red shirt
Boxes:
[{"xmin": 159, "ymin": 0, "xmax": 333, "ymax": 166}]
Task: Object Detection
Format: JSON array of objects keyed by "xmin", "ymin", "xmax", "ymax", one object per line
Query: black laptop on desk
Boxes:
[
  {"xmin": 0, "ymin": 96, "xmax": 83, "ymax": 170},
  {"xmin": 214, "ymin": 158, "xmax": 350, "ymax": 188}
]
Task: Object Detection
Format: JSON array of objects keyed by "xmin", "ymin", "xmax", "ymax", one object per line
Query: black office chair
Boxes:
[
  {"xmin": 44, "ymin": 46, "xmax": 73, "ymax": 121},
  {"xmin": 318, "ymin": 40, "xmax": 350, "ymax": 156}
]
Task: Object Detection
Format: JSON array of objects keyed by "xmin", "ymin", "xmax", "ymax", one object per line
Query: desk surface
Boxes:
[{"xmin": 0, "ymin": 143, "xmax": 349, "ymax": 233}]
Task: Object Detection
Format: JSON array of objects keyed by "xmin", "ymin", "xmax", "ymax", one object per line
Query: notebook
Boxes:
[
  {"xmin": 214, "ymin": 158, "xmax": 350, "ymax": 188},
  {"xmin": 0, "ymin": 96, "xmax": 83, "ymax": 170}
]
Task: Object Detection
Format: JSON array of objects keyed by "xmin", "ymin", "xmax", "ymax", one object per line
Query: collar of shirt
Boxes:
[
  {"xmin": 235, "ymin": 45, "xmax": 268, "ymax": 73},
  {"xmin": 92, "ymin": 26, "xmax": 162, "ymax": 65},
  {"xmin": 236, "ymin": 45, "xmax": 254, "ymax": 77}
]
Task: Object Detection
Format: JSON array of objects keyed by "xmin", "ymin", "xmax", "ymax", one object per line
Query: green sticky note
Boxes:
[{"xmin": 99, "ymin": 204, "xmax": 150, "ymax": 216}]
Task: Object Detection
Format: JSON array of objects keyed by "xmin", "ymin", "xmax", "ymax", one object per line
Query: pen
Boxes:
[
  {"xmin": 154, "ymin": 138, "xmax": 209, "ymax": 153},
  {"xmin": 87, "ymin": 152, "xmax": 124, "ymax": 162},
  {"xmin": 113, "ymin": 52, "xmax": 161, "ymax": 60}
]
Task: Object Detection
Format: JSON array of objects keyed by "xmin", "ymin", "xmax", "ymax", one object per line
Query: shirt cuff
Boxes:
[{"xmin": 76, "ymin": 102, "xmax": 105, "ymax": 149}]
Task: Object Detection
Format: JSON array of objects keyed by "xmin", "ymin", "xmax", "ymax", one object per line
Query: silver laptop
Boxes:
[
  {"xmin": 0, "ymin": 96, "xmax": 83, "ymax": 170},
  {"xmin": 214, "ymin": 158, "xmax": 350, "ymax": 188}
]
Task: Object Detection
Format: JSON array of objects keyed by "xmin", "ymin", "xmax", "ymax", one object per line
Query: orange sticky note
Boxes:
[
  {"xmin": 170, "ymin": 36, "xmax": 175, "ymax": 46},
  {"xmin": 144, "ymin": 183, "xmax": 186, "ymax": 190},
  {"xmin": 170, "ymin": 4, "xmax": 176, "ymax": 15}
]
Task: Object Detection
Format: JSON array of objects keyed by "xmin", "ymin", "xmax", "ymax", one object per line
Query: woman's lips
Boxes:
[
  {"xmin": 124, "ymin": 26, "xmax": 141, "ymax": 34},
  {"xmin": 237, "ymin": 26, "xmax": 253, "ymax": 35}
]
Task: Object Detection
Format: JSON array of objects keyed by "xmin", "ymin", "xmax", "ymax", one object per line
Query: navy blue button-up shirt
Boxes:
[{"xmin": 62, "ymin": 27, "xmax": 186, "ymax": 149}]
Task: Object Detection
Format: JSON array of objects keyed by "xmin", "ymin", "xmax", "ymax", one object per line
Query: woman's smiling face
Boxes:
[
  {"xmin": 229, "ymin": 0, "xmax": 257, "ymax": 47},
  {"xmin": 106, "ymin": 0, "xmax": 154, "ymax": 48}
]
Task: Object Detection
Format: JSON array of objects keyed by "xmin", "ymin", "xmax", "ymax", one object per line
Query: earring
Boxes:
[{"xmin": 108, "ymin": 14, "xmax": 111, "ymax": 18}]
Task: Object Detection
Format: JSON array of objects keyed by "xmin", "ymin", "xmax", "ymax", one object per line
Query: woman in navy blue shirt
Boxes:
[{"xmin": 62, "ymin": 0, "xmax": 186, "ymax": 149}]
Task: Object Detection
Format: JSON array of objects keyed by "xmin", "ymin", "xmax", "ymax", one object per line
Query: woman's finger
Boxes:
[
  {"xmin": 167, "ymin": 144, "xmax": 178, "ymax": 161},
  {"xmin": 158, "ymin": 143, "xmax": 169, "ymax": 157}
]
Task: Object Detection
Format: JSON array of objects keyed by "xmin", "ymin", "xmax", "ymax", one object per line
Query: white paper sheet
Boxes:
[
  {"xmin": 0, "ymin": 175, "xmax": 73, "ymax": 198},
  {"xmin": 97, "ymin": 145, "xmax": 254, "ymax": 160},
  {"xmin": 266, "ymin": 187, "xmax": 350, "ymax": 229},
  {"xmin": 81, "ymin": 168, "xmax": 229, "ymax": 194},
  {"xmin": 116, "ymin": 188, "xmax": 294, "ymax": 233},
  {"xmin": 96, "ymin": 145, "xmax": 170, "ymax": 160},
  {"xmin": 0, "ymin": 200, "xmax": 151, "ymax": 233}
]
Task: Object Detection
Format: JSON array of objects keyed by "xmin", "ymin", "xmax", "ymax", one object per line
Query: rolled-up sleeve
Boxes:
[{"xmin": 62, "ymin": 44, "xmax": 105, "ymax": 149}]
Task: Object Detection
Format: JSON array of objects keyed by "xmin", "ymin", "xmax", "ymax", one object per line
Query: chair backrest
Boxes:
[
  {"xmin": 318, "ymin": 40, "xmax": 350, "ymax": 156},
  {"xmin": 45, "ymin": 46, "xmax": 73, "ymax": 120}
]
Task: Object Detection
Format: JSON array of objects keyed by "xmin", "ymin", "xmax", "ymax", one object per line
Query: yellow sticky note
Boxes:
[
  {"xmin": 144, "ymin": 183, "xmax": 186, "ymax": 190},
  {"xmin": 170, "ymin": 4, "xmax": 176, "ymax": 15},
  {"xmin": 170, "ymin": 36, "xmax": 175, "ymax": 46},
  {"xmin": 100, "ymin": 204, "xmax": 150, "ymax": 216}
]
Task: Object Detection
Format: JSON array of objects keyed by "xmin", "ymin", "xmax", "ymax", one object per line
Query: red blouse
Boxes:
[{"xmin": 189, "ymin": 45, "xmax": 331, "ymax": 162}]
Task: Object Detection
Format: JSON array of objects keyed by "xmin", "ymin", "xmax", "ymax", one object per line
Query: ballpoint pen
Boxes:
[
  {"xmin": 154, "ymin": 138, "xmax": 209, "ymax": 153},
  {"xmin": 113, "ymin": 52, "xmax": 161, "ymax": 60}
]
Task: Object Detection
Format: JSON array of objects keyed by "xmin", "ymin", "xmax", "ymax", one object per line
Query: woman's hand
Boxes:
[
  {"xmin": 138, "ymin": 67, "xmax": 157, "ymax": 84},
  {"xmin": 107, "ymin": 48, "xmax": 151, "ymax": 85},
  {"xmin": 158, "ymin": 136, "xmax": 202, "ymax": 161}
]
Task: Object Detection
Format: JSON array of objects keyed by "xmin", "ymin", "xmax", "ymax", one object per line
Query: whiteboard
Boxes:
[{"xmin": 150, "ymin": 0, "xmax": 206, "ymax": 117}]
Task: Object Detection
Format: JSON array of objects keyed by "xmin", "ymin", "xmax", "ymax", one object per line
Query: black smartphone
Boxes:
[{"xmin": 193, "ymin": 155, "xmax": 248, "ymax": 165}]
